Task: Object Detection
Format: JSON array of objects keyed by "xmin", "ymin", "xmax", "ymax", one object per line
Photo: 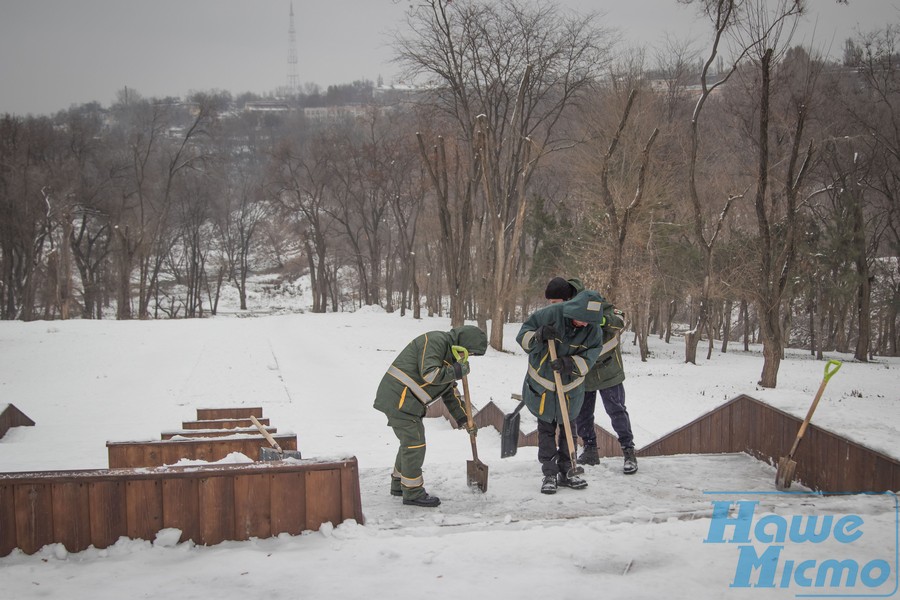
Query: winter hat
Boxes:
[{"xmin": 545, "ymin": 277, "xmax": 575, "ymax": 301}]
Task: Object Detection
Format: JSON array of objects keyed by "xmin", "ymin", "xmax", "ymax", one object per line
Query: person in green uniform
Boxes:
[
  {"xmin": 544, "ymin": 276, "xmax": 636, "ymax": 474},
  {"xmin": 516, "ymin": 289, "xmax": 607, "ymax": 494},
  {"xmin": 374, "ymin": 325, "xmax": 488, "ymax": 507}
]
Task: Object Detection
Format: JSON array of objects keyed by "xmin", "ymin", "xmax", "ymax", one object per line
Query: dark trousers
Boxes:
[
  {"xmin": 575, "ymin": 383, "xmax": 634, "ymax": 449},
  {"xmin": 537, "ymin": 419, "xmax": 572, "ymax": 476}
]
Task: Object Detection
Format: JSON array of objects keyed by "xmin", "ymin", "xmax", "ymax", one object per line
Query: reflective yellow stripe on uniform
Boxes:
[
  {"xmin": 422, "ymin": 367, "xmax": 440, "ymax": 384},
  {"xmin": 527, "ymin": 363, "xmax": 586, "ymax": 393},
  {"xmin": 388, "ymin": 365, "xmax": 434, "ymax": 406},
  {"xmin": 407, "ymin": 443, "xmax": 426, "ymax": 449},
  {"xmin": 539, "ymin": 392, "xmax": 545, "ymax": 415},
  {"xmin": 572, "ymin": 355, "xmax": 588, "ymax": 375},
  {"xmin": 529, "ymin": 363, "xmax": 556, "ymax": 390},
  {"xmin": 522, "ymin": 330, "xmax": 536, "ymax": 350},
  {"xmin": 398, "ymin": 387, "xmax": 407, "ymax": 410},
  {"xmin": 401, "ymin": 474, "xmax": 424, "ymax": 488}
]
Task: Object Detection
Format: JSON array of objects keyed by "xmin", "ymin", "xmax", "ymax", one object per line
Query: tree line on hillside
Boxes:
[{"xmin": 1, "ymin": 0, "xmax": 897, "ymax": 388}]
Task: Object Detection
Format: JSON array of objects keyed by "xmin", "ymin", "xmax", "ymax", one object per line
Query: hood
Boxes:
[
  {"xmin": 452, "ymin": 325, "xmax": 488, "ymax": 356},
  {"xmin": 567, "ymin": 277, "xmax": 586, "ymax": 294},
  {"xmin": 562, "ymin": 290, "xmax": 607, "ymax": 324}
]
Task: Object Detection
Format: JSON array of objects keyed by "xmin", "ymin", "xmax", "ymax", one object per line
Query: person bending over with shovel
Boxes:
[
  {"xmin": 517, "ymin": 290, "xmax": 607, "ymax": 494},
  {"xmin": 374, "ymin": 325, "xmax": 487, "ymax": 507},
  {"xmin": 545, "ymin": 276, "xmax": 636, "ymax": 474}
]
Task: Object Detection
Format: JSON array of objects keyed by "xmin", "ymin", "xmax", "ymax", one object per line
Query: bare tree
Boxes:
[
  {"xmin": 397, "ymin": 0, "xmax": 611, "ymax": 348},
  {"xmin": 678, "ymin": 0, "xmax": 805, "ymax": 373},
  {"xmin": 270, "ymin": 131, "xmax": 339, "ymax": 313},
  {"xmin": 734, "ymin": 2, "xmax": 816, "ymax": 387},
  {"xmin": 108, "ymin": 90, "xmax": 218, "ymax": 319},
  {"xmin": 841, "ymin": 25, "xmax": 900, "ymax": 360}
]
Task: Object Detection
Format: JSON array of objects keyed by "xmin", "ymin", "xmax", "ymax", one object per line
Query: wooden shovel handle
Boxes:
[
  {"xmin": 789, "ymin": 360, "xmax": 842, "ymax": 457},
  {"xmin": 452, "ymin": 345, "xmax": 482, "ymax": 462},
  {"xmin": 250, "ymin": 415, "xmax": 282, "ymax": 453},
  {"xmin": 460, "ymin": 374, "xmax": 480, "ymax": 462},
  {"xmin": 548, "ymin": 339, "xmax": 578, "ymax": 464}
]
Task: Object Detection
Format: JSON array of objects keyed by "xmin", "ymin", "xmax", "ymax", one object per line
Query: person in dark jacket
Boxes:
[
  {"xmin": 545, "ymin": 276, "xmax": 636, "ymax": 474},
  {"xmin": 374, "ymin": 325, "xmax": 488, "ymax": 507},
  {"xmin": 516, "ymin": 289, "xmax": 607, "ymax": 494}
]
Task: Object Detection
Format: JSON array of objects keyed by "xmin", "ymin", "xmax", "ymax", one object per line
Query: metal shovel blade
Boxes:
[
  {"xmin": 259, "ymin": 447, "xmax": 303, "ymax": 461},
  {"xmin": 567, "ymin": 464, "xmax": 585, "ymax": 478},
  {"xmin": 467, "ymin": 459, "xmax": 489, "ymax": 493},
  {"xmin": 500, "ymin": 411, "xmax": 521, "ymax": 458},
  {"xmin": 775, "ymin": 456, "xmax": 796, "ymax": 490}
]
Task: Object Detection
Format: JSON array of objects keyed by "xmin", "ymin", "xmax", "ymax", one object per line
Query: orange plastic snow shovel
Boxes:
[
  {"xmin": 548, "ymin": 339, "xmax": 584, "ymax": 477},
  {"xmin": 775, "ymin": 359, "xmax": 842, "ymax": 490},
  {"xmin": 453, "ymin": 345, "xmax": 488, "ymax": 492}
]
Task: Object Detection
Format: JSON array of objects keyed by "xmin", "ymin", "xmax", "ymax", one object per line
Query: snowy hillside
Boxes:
[{"xmin": 1, "ymin": 293, "xmax": 898, "ymax": 598}]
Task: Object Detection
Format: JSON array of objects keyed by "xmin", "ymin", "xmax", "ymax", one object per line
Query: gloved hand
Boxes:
[
  {"xmin": 550, "ymin": 355, "xmax": 576, "ymax": 374},
  {"xmin": 533, "ymin": 324, "xmax": 559, "ymax": 344},
  {"xmin": 452, "ymin": 360, "xmax": 471, "ymax": 379},
  {"xmin": 456, "ymin": 417, "xmax": 477, "ymax": 436}
]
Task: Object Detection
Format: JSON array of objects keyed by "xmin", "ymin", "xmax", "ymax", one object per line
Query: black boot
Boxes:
[
  {"xmin": 390, "ymin": 477, "xmax": 402, "ymax": 497},
  {"xmin": 540, "ymin": 475, "xmax": 558, "ymax": 494},
  {"xmin": 403, "ymin": 491, "xmax": 441, "ymax": 507},
  {"xmin": 558, "ymin": 472, "xmax": 588, "ymax": 489},
  {"xmin": 623, "ymin": 447, "xmax": 638, "ymax": 475},
  {"xmin": 578, "ymin": 445, "xmax": 600, "ymax": 466}
]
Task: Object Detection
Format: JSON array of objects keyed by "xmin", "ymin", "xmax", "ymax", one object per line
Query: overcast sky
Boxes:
[{"xmin": 1, "ymin": 0, "xmax": 898, "ymax": 116}]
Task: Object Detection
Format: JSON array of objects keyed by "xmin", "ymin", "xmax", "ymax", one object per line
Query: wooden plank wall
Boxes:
[
  {"xmin": 107, "ymin": 434, "xmax": 298, "ymax": 468},
  {"xmin": 738, "ymin": 396, "xmax": 900, "ymax": 493},
  {"xmin": 195, "ymin": 407, "xmax": 263, "ymax": 420},
  {"xmin": 181, "ymin": 418, "xmax": 270, "ymax": 430},
  {"xmin": 429, "ymin": 398, "xmax": 622, "ymax": 455},
  {"xmin": 0, "ymin": 459, "xmax": 364, "ymax": 557},
  {"xmin": 160, "ymin": 427, "xmax": 277, "ymax": 440},
  {"xmin": 635, "ymin": 394, "xmax": 900, "ymax": 493},
  {"xmin": 430, "ymin": 393, "xmax": 900, "ymax": 492},
  {"xmin": 0, "ymin": 404, "xmax": 35, "ymax": 439}
]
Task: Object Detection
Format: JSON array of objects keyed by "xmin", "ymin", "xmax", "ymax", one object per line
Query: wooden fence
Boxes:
[
  {"xmin": 196, "ymin": 407, "xmax": 263, "ymax": 420},
  {"xmin": 438, "ymin": 394, "xmax": 900, "ymax": 493},
  {"xmin": 0, "ymin": 458, "xmax": 364, "ymax": 557},
  {"xmin": 636, "ymin": 394, "xmax": 900, "ymax": 493},
  {"xmin": 181, "ymin": 418, "xmax": 270, "ymax": 430},
  {"xmin": 0, "ymin": 404, "xmax": 35, "ymax": 439},
  {"xmin": 107, "ymin": 434, "xmax": 299, "ymax": 468},
  {"xmin": 160, "ymin": 426, "xmax": 278, "ymax": 440},
  {"xmin": 107, "ymin": 406, "xmax": 296, "ymax": 468}
]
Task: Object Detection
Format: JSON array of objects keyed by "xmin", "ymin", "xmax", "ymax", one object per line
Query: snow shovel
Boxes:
[
  {"xmin": 452, "ymin": 346, "xmax": 488, "ymax": 492},
  {"xmin": 250, "ymin": 415, "xmax": 303, "ymax": 461},
  {"xmin": 547, "ymin": 339, "xmax": 584, "ymax": 477},
  {"xmin": 500, "ymin": 398, "xmax": 526, "ymax": 458},
  {"xmin": 775, "ymin": 359, "xmax": 842, "ymax": 490}
]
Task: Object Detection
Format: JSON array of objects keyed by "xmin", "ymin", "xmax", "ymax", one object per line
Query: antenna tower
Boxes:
[{"xmin": 287, "ymin": 2, "xmax": 299, "ymax": 96}]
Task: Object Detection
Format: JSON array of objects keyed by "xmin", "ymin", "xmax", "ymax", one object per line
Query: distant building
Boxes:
[
  {"xmin": 244, "ymin": 100, "xmax": 292, "ymax": 113},
  {"xmin": 374, "ymin": 82, "xmax": 425, "ymax": 105},
  {"xmin": 302, "ymin": 105, "xmax": 374, "ymax": 122}
]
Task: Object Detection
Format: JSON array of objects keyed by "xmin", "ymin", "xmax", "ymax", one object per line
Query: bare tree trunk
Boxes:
[
  {"xmin": 115, "ymin": 226, "xmax": 133, "ymax": 320},
  {"xmin": 417, "ymin": 134, "xmax": 475, "ymax": 328},
  {"xmin": 666, "ymin": 299, "xmax": 677, "ymax": 344},
  {"xmin": 721, "ymin": 299, "xmax": 733, "ymax": 353},
  {"xmin": 853, "ymin": 225, "xmax": 872, "ymax": 363}
]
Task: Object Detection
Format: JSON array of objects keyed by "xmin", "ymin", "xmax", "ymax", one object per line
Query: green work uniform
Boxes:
[
  {"xmin": 565, "ymin": 278, "xmax": 626, "ymax": 391},
  {"xmin": 374, "ymin": 325, "xmax": 487, "ymax": 500},
  {"xmin": 516, "ymin": 290, "xmax": 607, "ymax": 423}
]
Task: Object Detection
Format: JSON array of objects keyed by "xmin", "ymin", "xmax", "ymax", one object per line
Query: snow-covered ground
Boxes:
[{"xmin": 1, "ymin": 284, "xmax": 898, "ymax": 598}]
